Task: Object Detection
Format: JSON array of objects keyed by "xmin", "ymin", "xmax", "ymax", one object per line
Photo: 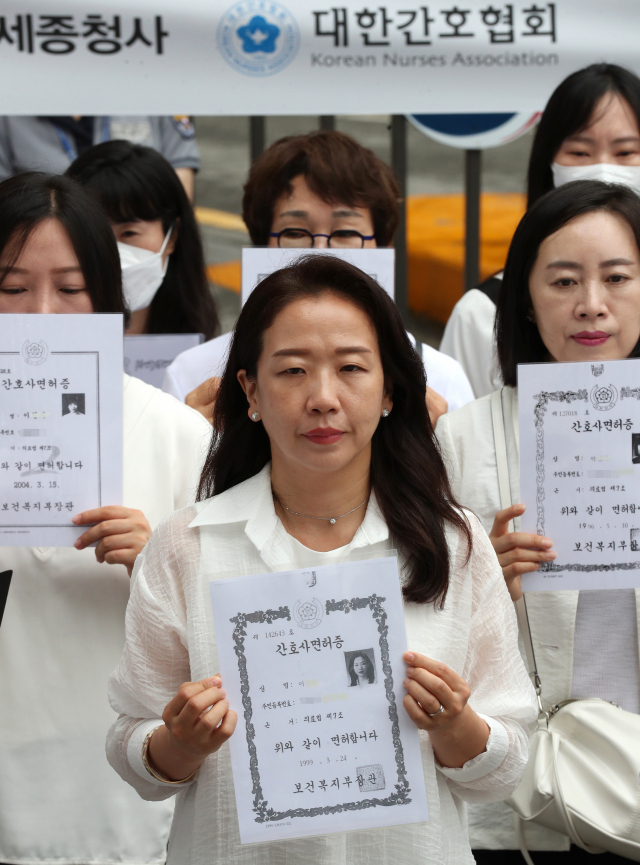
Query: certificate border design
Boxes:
[
  {"xmin": 229, "ymin": 594, "xmax": 411, "ymax": 824},
  {"xmin": 0, "ymin": 351, "xmax": 101, "ymax": 527},
  {"xmin": 534, "ymin": 388, "xmax": 640, "ymax": 574}
]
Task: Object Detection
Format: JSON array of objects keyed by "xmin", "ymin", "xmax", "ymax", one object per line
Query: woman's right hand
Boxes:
[
  {"xmin": 147, "ymin": 676, "xmax": 237, "ymax": 782},
  {"xmin": 489, "ymin": 504, "xmax": 556, "ymax": 601}
]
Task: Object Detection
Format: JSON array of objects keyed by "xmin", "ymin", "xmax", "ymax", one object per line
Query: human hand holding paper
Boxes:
[
  {"xmin": 489, "ymin": 504, "xmax": 556, "ymax": 600},
  {"xmin": 72, "ymin": 506, "xmax": 152, "ymax": 574},
  {"xmin": 402, "ymin": 651, "xmax": 490, "ymax": 768}
]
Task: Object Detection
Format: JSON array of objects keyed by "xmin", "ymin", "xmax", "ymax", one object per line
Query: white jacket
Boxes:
[
  {"xmin": 0, "ymin": 375, "xmax": 212, "ymax": 865},
  {"xmin": 107, "ymin": 463, "xmax": 537, "ymax": 865},
  {"xmin": 439, "ymin": 289, "xmax": 501, "ymax": 400},
  {"xmin": 436, "ymin": 387, "xmax": 640, "ymax": 851}
]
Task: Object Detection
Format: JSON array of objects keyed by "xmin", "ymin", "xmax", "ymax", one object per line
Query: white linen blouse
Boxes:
[
  {"xmin": 0, "ymin": 374, "xmax": 212, "ymax": 865},
  {"xmin": 436, "ymin": 387, "xmax": 640, "ymax": 852},
  {"xmin": 107, "ymin": 463, "xmax": 537, "ymax": 865}
]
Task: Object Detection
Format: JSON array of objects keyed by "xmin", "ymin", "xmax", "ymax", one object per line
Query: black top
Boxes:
[
  {"xmin": 476, "ymin": 274, "xmax": 502, "ymax": 305},
  {"xmin": 0, "ymin": 570, "xmax": 12, "ymax": 628}
]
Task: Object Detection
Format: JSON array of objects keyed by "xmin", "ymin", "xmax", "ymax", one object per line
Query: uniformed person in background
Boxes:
[{"xmin": 0, "ymin": 115, "xmax": 199, "ymax": 199}]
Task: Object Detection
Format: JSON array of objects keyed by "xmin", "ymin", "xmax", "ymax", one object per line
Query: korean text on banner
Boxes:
[{"xmin": 1, "ymin": 1, "xmax": 639, "ymax": 114}]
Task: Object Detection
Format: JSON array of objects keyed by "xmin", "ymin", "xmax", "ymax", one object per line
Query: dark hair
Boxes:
[
  {"xmin": 527, "ymin": 64, "xmax": 640, "ymax": 207},
  {"xmin": 496, "ymin": 180, "xmax": 640, "ymax": 386},
  {"xmin": 66, "ymin": 140, "xmax": 219, "ymax": 339},
  {"xmin": 0, "ymin": 172, "xmax": 126, "ymax": 317},
  {"xmin": 348, "ymin": 651, "xmax": 375, "ymax": 685},
  {"xmin": 198, "ymin": 255, "xmax": 470, "ymax": 607},
  {"xmin": 242, "ymin": 131, "xmax": 401, "ymax": 247}
]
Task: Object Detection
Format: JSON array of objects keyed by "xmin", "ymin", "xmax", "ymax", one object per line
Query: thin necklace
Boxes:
[{"xmin": 273, "ymin": 494, "xmax": 368, "ymax": 525}]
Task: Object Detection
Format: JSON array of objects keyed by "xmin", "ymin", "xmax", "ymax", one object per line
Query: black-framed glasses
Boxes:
[{"xmin": 269, "ymin": 228, "xmax": 375, "ymax": 249}]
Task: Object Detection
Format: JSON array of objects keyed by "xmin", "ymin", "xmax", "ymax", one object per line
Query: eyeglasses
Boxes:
[{"xmin": 269, "ymin": 228, "xmax": 375, "ymax": 249}]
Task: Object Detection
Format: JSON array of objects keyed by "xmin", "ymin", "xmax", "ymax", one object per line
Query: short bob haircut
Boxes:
[
  {"xmin": 527, "ymin": 63, "xmax": 640, "ymax": 207},
  {"xmin": 0, "ymin": 172, "xmax": 126, "ymax": 318},
  {"xmin": 198, "ymin": 255, "xmax": 470, "ymax": 607},
  {"xmin": 242, "ymin": 131, "xmax": 401, "ymax": 247},
  {"xmin": 67, "ymin": 140, "xmax": 219, "ymax": 339},
  {"xmin": 496, "ymin": 180, "xmax": 640, "ymax": 386}
]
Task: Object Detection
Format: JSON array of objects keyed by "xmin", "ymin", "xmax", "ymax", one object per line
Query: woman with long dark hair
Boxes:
[
  {"xmin": 441, "ymin": 62, "xmax": 640, "ymax": 399},
  {"xmin": 0, "ymin": 172, "xmax": 211, "ymax": 865},
  {"xmin": 437, "ymin": 180, "xmax": 640, "ymax": 862},
  {"xmin": 67, "ymin": 139, "xmax": 219, "ymax": 338},
  {"xmin": 107, "ymin": 254, "xmax": 536, "ymax": 865}
]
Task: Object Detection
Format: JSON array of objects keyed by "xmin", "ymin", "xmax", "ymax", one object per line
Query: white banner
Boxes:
[{"xmin": 0, "ymin": 0, "xmax": 638, "ymax": 115}]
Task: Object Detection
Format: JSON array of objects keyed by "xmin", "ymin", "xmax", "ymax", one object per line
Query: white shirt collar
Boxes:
[{"xmin": 188, "ymin": 463, "xmax": 389, "ymax": 559}]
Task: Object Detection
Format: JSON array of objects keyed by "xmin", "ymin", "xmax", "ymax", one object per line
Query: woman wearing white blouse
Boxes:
[
  {"xmin": 0, "ymin": 173, "xmax": 211, "ymax": 865},
  {"xmin": 436, "ymin": 180, "xmax": 640, "ymax": 862},
  {"xmin": 108, "ymin": 254, "xmax": 536, "ymax": 865}
]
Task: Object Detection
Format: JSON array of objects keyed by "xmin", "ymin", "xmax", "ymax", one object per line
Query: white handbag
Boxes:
[{"xmin": 490, "ymin": 389, "xmax": 640, "ymax": 864}]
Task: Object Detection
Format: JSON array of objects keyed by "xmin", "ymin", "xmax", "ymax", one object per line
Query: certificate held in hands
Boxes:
[
  {"xmin": 519, "ymin": 357, "xmax": 640, "ymax": 591},
  {"xmin": 0, "ymin": 314, "xmax": 123, "ymax": 547},
  {"xmin": 210, "ymin": 555, "xmax": 429, "ymax": 844}
]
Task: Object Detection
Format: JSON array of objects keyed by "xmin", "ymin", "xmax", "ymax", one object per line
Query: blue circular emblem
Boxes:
[{"xmin": 217, "ymin": 1, "xmax": 300, "ymax": 77}]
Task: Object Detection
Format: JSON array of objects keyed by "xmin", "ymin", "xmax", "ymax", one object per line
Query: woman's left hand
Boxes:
[
  {"xmin": 403, "ymin": 651, "xmax": 490, "ymax": 768},
  {"xmin": 72, "ymin": 506, "xmax": 152, "ymax": 576}
]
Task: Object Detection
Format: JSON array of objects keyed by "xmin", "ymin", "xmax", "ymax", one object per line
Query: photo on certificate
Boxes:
[
  {"xmin": 0, "ymin": 314, "xmax": 123, "ymax": 547},
  {"xmin": 519, "ymin": 357, "xmax": 640, "ymax": 591},
  {"xmin": 209, "ymin": 555, "xmax": 429, "ymax": 844}
]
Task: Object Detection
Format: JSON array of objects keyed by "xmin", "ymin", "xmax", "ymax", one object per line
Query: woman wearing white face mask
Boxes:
[
  {"xmin": 441, "ymin": 63, "xmax": 640, "ymax": 401},
  {"xmin": 0, "ymin": 172, "xmax": 211, "ymax": 865},
  {"xmin": 66, "ymin": 140, "xmax": 219, "ymax": 339}
]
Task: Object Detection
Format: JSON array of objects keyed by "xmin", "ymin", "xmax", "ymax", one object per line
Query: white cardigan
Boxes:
[
  {"xmin": 107, "ymin": 464, "xmax": 537, "ymax": 865},
  {"xmin": 436, "ymin": 387, "xmax": 640, "ymax": 851},
  {"xmin": 439, "ymin": 289, "xmax": 501, "ymax": 400},
  {"xmin": 0, "ymin": 374, "xmax": 212, "ymax": 865}
]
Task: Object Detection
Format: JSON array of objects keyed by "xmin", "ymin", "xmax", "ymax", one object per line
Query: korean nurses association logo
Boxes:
[{"xmin": 217, "ymin": 1, "xmax": 300, "ymax": 77}]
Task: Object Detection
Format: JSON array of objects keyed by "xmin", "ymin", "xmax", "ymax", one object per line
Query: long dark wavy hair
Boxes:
[
  {"xmin": 198, "ymin": 255, "xmax": 470, "ymax": 607},
  {"xmin": 496, "ymin": 180, "xmax": 640, "ymax": 386},
  {"xmin": 527, "ymin": 63, "xmax": 640, "ymax": 208},
  {"xmin": 66, "ymin": 140, "xmax": 219, "ymax": 338}
]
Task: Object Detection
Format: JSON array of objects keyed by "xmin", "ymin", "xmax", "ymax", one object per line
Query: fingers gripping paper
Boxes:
[{"xmin": 209, "ymin": 556, "xmax": 429, "ymax": 844}]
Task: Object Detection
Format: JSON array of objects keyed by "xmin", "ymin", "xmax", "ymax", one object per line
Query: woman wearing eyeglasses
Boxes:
[{"xmin": 161, "ymin": 131, "xmax": 474, "ymax": 426}]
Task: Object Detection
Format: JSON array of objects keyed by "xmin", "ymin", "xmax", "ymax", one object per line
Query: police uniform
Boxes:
[{"xmin": 0, "ymin": 116, "xmax": 199, "ymax": 180}]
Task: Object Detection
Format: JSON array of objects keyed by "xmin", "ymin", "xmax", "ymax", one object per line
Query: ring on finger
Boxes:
[{"xmin": 427, "ymin": 703, "xmax": 445, "ymax": 717}]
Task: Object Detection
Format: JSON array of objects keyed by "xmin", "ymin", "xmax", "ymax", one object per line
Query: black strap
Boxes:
[
  {"xmin": 0, "ymin": 570, "xmax": 12, "ymax": 628},
  {"xmin": 476, "ymin": 274, "xmax": 502, "ymax": 305}
]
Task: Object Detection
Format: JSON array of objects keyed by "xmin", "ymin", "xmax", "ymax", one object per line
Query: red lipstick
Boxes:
[
  {"xmin": 303, "ymin": 427, "xmax": 344, "ymax": 445},
  {"xmin": 571, "ymin": 331, "xmax": 610, "ymax": 347}
]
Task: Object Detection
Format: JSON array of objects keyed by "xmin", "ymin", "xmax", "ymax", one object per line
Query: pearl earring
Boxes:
[
  {"xmin": 251, "ymin": 411, "xmax": 259, "ymax": 421},
  {"xmin": 382, "ymin": 409, "xmax": 390, "ymax": 418}
]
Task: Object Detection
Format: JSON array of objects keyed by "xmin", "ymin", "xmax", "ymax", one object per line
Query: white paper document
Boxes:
[
  {"xmin": 241, "ymin": 248, "xmax": 395, "ymax": 306},
  {"xmin": 124, "ymin": 333, "xmax": 203, "ymax": 388},
  {"xmin": 519, "ymin": 358, "xmax": 640, "ymax": 591},
  {"xmin": 210, "ymin": 556, "xmax": 429, "ymax": 844},
  {"xmin": 0, "ymin": 314, "xmax": 123, "ymax": 547}
]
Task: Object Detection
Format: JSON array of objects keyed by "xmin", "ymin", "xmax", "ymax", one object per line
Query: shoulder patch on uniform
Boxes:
[{"xmin": 171, "ymin": 116, "xmax": 195, "ymax": 139}]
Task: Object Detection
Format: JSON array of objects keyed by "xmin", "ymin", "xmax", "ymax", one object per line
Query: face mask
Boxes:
[
  {"xmin": 117, "ymin": 226, "xmax": 173, "ymax": 312},
  {"xmin": 552, "ymin": 162, "xmax": 640, "ymax": 195}
]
